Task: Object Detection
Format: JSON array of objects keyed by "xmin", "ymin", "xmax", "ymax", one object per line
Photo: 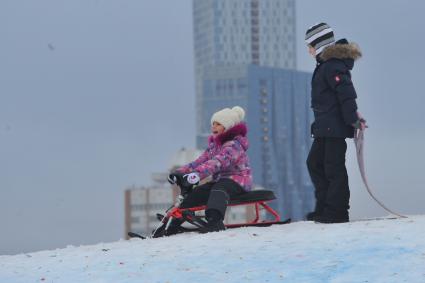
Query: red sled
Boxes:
[{"xmin": 128, "ymin": 189, "xmax": 290, "ymax": 239}]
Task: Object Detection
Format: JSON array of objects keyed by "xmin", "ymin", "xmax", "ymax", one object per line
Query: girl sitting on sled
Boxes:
[{"xmin": 168, "ymin": 106, "xmax": 252, "ymax": 234}]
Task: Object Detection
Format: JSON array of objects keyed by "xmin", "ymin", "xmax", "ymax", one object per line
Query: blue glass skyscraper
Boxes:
[{"xmin": 193, "ymin": 0, "xmax": 296, "ymax": 135}]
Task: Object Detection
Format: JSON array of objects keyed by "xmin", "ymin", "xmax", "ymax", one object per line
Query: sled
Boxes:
[{"xmin": 128, "ymin": 187, "xmax": 290, "ymax": 239}]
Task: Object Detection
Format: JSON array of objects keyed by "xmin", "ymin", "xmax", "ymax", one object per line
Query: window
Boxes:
[
  {"xmin": 131, "ymin": 204, "xmax": 145, "ymax": 211},
  {"xmin": 237, "ymin": 79, "xmax": 246, "ymax": 90}
]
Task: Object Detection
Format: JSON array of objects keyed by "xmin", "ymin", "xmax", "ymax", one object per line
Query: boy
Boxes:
[{"xmin": 305, "ymin": 23, "xmax": 366, "ymax": 223}]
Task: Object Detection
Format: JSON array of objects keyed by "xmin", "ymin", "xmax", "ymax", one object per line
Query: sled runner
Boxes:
[{"xmin": 128, "ymin": 187, "xmax": 290, "ymax": 239}]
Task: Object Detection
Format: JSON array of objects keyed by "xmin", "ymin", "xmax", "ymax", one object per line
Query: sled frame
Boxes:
[{"xmin": 164, "ymin": 199, "xmax": 282, "ymax": 229}]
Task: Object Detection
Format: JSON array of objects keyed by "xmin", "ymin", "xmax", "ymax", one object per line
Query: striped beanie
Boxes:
[{"xmin": 305, "ymin": 23, "xmax": 335, "ymax": 55}]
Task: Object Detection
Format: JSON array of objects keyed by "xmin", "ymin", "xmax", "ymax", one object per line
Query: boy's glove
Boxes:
[
  {"xmin": 353, "ymin": 118, "xmax": 367, "ymax": 130},
  {"xmin": 352, "ymin": 111, "xmax": 367, "ymax": 130}
]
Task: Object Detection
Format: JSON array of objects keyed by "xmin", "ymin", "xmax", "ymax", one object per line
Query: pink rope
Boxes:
[{"xmin": 354, "ymin": 129, "xmax": 407, "ymax": 218}]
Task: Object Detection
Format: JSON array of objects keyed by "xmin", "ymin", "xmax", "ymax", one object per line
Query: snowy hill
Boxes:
[{"xmin": 1, "ymin": 216, "xmax": 425, "ymax": 283}]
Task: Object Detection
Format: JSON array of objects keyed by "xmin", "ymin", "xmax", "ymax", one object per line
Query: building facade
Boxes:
[
  {"xmin": 198, "ymin": 65, "xmax": 314, "ymax": 220},
  {"xmin": 124, "ymin": 173, "xmax": 178, "ymax": 237}
]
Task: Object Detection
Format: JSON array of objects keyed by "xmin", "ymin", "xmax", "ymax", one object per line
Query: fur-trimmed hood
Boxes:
[
  {"xmin": 320, "ymin": 42, "xmax": 362, "ymax": 62},
  {"xmin": 208, "ymin": 122, "xmax": 248, "ymax": 148}
]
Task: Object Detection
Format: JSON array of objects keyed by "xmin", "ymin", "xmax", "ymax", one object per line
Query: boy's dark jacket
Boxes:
[{"xmin": 310, "ymin": 39, "xmax": 362, "ymax": 138}]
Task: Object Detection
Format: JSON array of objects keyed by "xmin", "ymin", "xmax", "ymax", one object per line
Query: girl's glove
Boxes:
[
  {"xmin": 167, "ymin": 172, "xmax": 179, "ymax": 185},
  {"xmin": 167, "ymin": 172, "xmax": 200, "ymax": 187},
  {"xmin": 182, "ymin": 172, "xmax": 200, "ymax": 186}
]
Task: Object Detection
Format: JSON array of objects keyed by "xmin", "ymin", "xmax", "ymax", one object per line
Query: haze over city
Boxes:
[{"xmin": 1, "ymin": 0, "xmax": 424, "ymax": 255}]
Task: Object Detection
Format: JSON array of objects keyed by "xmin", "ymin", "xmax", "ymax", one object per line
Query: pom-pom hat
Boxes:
[{"xmin": 211, "ymin": 106, "xmax": 245, "ymax": 130}]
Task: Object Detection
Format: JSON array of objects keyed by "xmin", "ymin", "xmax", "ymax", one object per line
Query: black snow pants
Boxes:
[
  {"xmin": 306, "ymin": 137, "xmax": 350, "ymax": 219},
  {"xmin": 180, "ymin": 178, "xmax": 246, "ymax": 219}
]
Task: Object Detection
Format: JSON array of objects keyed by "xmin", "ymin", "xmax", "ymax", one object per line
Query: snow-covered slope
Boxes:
[{"xmin": 1, "ymin": 216, "xmax": 425, "ymax": 283}]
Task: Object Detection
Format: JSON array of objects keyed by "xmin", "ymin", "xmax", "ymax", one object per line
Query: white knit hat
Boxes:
[{"xmin": 210, "ymin": 106, "xmax": 245, "ymax": 130}]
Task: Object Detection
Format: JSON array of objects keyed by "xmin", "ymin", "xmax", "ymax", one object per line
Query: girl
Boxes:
[{"xmin": 168, "ymin": 106, "xmax": 252, "ymax": 233}]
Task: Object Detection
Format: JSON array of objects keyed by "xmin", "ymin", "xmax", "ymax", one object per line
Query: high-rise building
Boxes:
[
  {"xmin": 192, "ymin": 0, "xmax": 313, "ymax": 220},
  {"xmin": 193, "ymin": 0, "xmax": 296, "ymax": 135}
]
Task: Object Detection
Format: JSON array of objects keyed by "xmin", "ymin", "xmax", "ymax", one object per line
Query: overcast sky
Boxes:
[{"xmin": 1, "ymin": 0, "xmax": 424, "ymax": 255}]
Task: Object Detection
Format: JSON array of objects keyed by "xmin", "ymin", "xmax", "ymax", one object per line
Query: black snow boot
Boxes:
[
  {"xmin": 314, "ymin": 212, "xmax": 349, "ymax": 224},
  {"xmin": 199, "ymin": 209, "xmax": 225, "ymax": 234},
  {"xmin": 305, "ymin": 211, "xmax": 320, "ymax": 221},
  {"xmin": 152, "ymin": 218, "xmax": 184, "ymax": 238}
]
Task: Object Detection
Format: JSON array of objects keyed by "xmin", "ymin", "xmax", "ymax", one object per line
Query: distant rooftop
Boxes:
[{"xmin": 168, "ymin": 147, "xmax": 203, "ymax": 170}]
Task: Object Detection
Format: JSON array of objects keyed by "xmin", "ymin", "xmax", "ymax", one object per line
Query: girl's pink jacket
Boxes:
[{"xmin": 177, "ymin": 123, "xmax": 253, "ymax": 191}]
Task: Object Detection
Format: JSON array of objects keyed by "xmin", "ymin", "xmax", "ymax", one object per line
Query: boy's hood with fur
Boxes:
[{"xmin": 320, "ymin": 42, "xmax": 362, "ymax": 62}]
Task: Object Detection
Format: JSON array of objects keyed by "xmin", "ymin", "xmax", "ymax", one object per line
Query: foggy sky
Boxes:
[{"xmin": 1, "ymin": 0, "xmax": 424, "ymax": 255}]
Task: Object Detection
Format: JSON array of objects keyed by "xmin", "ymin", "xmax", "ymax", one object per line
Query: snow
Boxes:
[{"xmin": 1, "ymin": 216, "xmax": 425, "ymax": 283}]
